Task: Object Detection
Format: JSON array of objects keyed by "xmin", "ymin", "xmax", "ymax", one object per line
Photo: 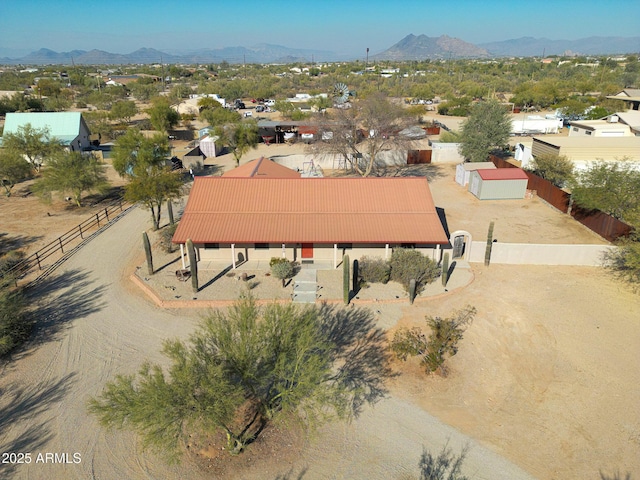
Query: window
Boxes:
[
  {"xmin": 572, "ymin": 127, "xmax": 578, "ymax": 132},
  {"xmin": 255, "ymin": 243, "xmax": 269, "ymax": 250},
  {"xmin": 585, "ymin": 130, "xmax": 592, "ymax": 135},
  {"xmin": 204, "ymin": 243, "xmax": 219, "ymax": 249}
]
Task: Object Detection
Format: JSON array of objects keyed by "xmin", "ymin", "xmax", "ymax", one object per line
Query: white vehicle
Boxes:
[
  {"xmin": 265, "ymin": 99, "xmax": 275, "ymax": 106},
  {"xmin": 243, "ymin": 111, "xmax": 252, "ymax": 117}
]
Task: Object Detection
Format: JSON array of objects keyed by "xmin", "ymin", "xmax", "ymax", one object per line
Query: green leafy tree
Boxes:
[
  {"xmin": 146, "ymin": 97, "xmax": 180, "ymax": 133},
  {"xmin": 570, "ymin": 160, "xmax": 640, "ymax": 224},
  {"xmin": 216, "ymin": 121, "xmax": 259, "ymax": 167},
  {"xmin": 391, "ymin": 306, "xmax": 476, "ymax": 375},
  {"xmin": 458, "ymin": 100, "xmax": 512, "ymax": 162},
  {"xmin": 112, "ymin": 129, "xmax": 182, "ymax": 229},
  {"xmin": 89, "ymin": 294, "xmax": 391, "ymax": 459},
  {"xmin": 0, "ymin": 150, "xmax": 32, "ymax": 196},
  {"xmin": 109, "ymin": 100, "xmax": 137, "ymax": 123},
  {"xmin": 32, "ymin": 151, "xmax": 110, "ymax": 207},
  {"xmin": 527, "ymin": 153, "xmax": 574, "ymax": 187},
  {"xmin": 200, "ymin": 105, "xmax": 241, "ymax": 127},
  {"xmin": 603, "ymin": 233, "xmax": 640, "ymax": 289},
  {"xmin": 1, "ymin": 124, "xmax": 63, "ymax": 172}
]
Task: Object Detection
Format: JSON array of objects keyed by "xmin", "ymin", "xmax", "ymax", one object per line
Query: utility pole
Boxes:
[{"xmin": 366, "ymin": 47, "xmax": 369, "ymax": 71}]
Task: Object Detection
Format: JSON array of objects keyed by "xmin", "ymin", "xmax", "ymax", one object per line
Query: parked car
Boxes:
[
  {"xmin": 243, "ymin": 111, "xmax": 252, "ymax": 117},
  {"xmin": 255, "ymin": 105, "xmax": 265, "ymax": 112},
  {"xmin": 265, "ymin": 99, "xmax": 275, "ymax": 106}
]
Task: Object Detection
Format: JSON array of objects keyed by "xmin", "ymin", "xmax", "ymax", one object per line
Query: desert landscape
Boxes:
[{"xmin": 1, "ymin": 148, "xmax": 638, "ymax": 480}]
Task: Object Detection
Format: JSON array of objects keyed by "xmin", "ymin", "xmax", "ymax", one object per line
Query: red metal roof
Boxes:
[
  {"xmin": 172, "ymin": 177, "xmax": 448, "ymax": 244},
  {"xmin": 222, "ymin": 157, "xmax": 301, "ymax": 178},
  {"xmin": 477, "ymin": 168, "xmax": 529, "ymax": 180}
]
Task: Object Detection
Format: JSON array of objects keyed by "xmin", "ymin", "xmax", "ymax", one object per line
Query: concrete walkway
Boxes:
[{"xmin": 292, "ymin": 268, "xmax": 317, "ymax": 303}]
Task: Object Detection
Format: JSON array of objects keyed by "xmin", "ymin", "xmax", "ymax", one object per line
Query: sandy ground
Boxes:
[
  {"xmin": 0, "ymin": 207, "xmax": 638, "ymax": 479},
  {"xmin": 0, "ymin": 122, "xmax": 638, "ymax": 480}
]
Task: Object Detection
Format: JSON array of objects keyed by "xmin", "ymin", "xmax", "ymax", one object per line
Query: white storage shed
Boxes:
[
  {"xmin": 468, "ymin": 168, "xmax": 529, "ymax": 200},
  {"xmin": 455, "ymin": 162, "xmax": 497, "ymax": 186}
]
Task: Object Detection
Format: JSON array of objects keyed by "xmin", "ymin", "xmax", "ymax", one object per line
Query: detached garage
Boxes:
[
  {"xmin": 455, "ymin": 162, "xmax": 496, "ymax": 186},
  {"xmin": 468, "ymin": 168, "xmax": 528, "ymax": 200}
]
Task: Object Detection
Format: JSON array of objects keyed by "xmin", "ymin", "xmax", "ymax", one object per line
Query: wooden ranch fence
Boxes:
[{"xmin": 3, "ymin": 198, "xmax": 134, "ymax": 285}]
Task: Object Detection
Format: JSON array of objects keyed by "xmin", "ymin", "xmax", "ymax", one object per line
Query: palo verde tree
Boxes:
[
  {"xmin": 215, "ymin": 120, "xmax": 260, "ymax": 167},
  {"xmin": 88, "ymin": 293, "xmax": 391, "ymax": 460},
  {"xmin": 311, "ymin": 92, "xmax": 414, "ymax": 177},
  {"xmin": 32, "ymin": 151, "xmax": 110, "ymax": 207},
  {"xmin": 458, "ymin": 100, "xmax": 512, "ymax": 162},
  {"xmin": 526, "ymin": 153, "xmax": 574, "ymax": 188},
  {"xmin": 112, "ymin": 129, "xmax": 182, "ymax": 230},
  {"xmin": 1, "ymin": 123, "xmax": 63, "ymax": 172},
  {"xmin": 146, "ymin": 96, "xmax": 180, "ymax": 133},
  {"xmin": 0, "ymin": 149, "xmax": 32, "ymax": 197},
  {"xmin": 570, "ymin": 160, "xmax": 640, "ymax": 225},
  {"xmin": 109, "ymin": 100, "xmax": 138, "ymax": 124}
]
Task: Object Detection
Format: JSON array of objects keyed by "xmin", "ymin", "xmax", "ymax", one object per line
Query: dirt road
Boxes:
[{"xmin": 0, "ymin": 206, "xmax": 538, "ymax": 480}]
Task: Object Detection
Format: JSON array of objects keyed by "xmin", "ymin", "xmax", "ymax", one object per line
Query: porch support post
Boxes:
[
  {"xmin": 333, "ymin": 243, "xmax": 338, "ymax": 269},
  {"xmin": 231, "ymin": 243, "xmax": 236, "ymax": 269},
  {"xmin": 180, "ymin": 243, "xmax": 186, "ymax": 269},
  {"xmin": 385, "ymin": 243, "xmax": 389, "ymax": 260},
  {"xmin": 282, "ymin": 243, "xmax": 286, "ymax": 258},
  {"xmin": 436, "ymin": 243, "xmax": 441, "ymax": 261}
]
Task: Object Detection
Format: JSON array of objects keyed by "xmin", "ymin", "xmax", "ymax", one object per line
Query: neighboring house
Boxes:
[
  {"xmin": 172, "ymin": 177, "xmax": 449, "ymax": 269},
  {"xmin": 222, "ymin": 157, "xmax": 301, "ymax": 178},
  {"xmin": 606, "ymin": 88, "xmax": 640, "ymax": 111},
  {"xmin": 2, "ymin": 112, "xmax": 92, "ymax": 152},
  {"xmin": 531, "ymin": 136, "xmax": 640, "ymax": 170},
  {"xmin": 567, "ymin": 116, "xmax": 634, "ymax": 137},
  {"xmin": 468, "ymin": 168, "xmax": 528, "ymax": 200}
]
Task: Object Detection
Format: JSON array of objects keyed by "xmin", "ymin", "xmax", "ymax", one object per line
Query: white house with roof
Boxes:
[{"xmin": 2, "ymin": 112, "xmax": 92, "ymax": 152}]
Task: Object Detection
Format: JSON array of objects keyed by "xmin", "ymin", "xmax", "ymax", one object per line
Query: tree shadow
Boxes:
[
  {"xmin": 14, "ymin": 269, "xmax": 106, "ymax": 357},
  {"xmin": 599, "ymin": 471, "xmax": 633, "ymax": 480},
  {"xmin": 317, "ymin": 303, "xmax": 397, "ymax": 417},
  {"xmin": 273, "ymin": 467, "xmax": 309, "ymax": 480},
  {"xmin": 0, "ymin": 373, "xmax": 76, "ymax": 478},
  {"xmin": 0, "ymin": 232, "xmax": 43, "ymax": 256}
]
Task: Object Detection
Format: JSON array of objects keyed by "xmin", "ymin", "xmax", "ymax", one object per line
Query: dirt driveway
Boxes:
[{"xmin": 1, "ymin": 201, "xmax": 638, "ymax": 479}]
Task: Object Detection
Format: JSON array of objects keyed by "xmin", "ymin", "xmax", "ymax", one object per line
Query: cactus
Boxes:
[
  {"xmin": 484, "ymin": 221, "xmax": 494, "ymax": 266},
  {"xmin": 352, "ymin": 259, "xmax": 359, "ymax": 294},
  {"xmin": 409, "ymin": 279, "xmax": 416, "ymax": 304},
  {"xmin": 142, "ymin": 231, "xmax": 153, "ymax": 275},
  {"xmin": 167, "ymin": 200, "xmax": 175, "ymax": 225},
  {"xmin": 186, "ymin": 238, "xmax": 198, "ymax": 293},
  {"xmin": 343, "ymin": 254, "xmax": 350, "ymax": 305},
  {"xmin": 441, "ymin": 252, "xmax": 450, "ymax": 287}
]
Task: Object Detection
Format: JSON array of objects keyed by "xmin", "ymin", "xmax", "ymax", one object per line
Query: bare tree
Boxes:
[{"xmin": 310, "ymin": 93, "xmax": 415, "ymax": 177}]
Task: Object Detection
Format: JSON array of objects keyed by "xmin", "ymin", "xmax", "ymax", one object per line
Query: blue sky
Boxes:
[{"xmin": 1, "ymin": 0, "xmax": 639, "ymax": 57}]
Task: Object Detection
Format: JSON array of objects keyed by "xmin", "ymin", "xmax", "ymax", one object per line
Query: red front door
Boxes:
[{"xmin": 301, "ymin": 243, "xmax": 313, "ymax": 259}]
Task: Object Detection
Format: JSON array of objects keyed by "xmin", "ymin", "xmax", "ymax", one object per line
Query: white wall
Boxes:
[
  {"xmin": 430, "ymin": 142, "xmax": 464, "ymax": 163},
  {"xmin": 468, "ymin": 241, "xmax": 613, "ymax": 266}
]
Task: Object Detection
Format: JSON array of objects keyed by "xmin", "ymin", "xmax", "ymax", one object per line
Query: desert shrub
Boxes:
[
  {"xmin": 0, "ymin": 250, "xmax": 25, "ymax": 276},
  {"xmin": 391, "ymin": 306, "xmax": 476, "ymax": 375},
  {"xmin": 270, "ymin": 257, "xmax": 294, "ymax": 287},
  {"xmin": 159, "ymin": 223, "xmax": 178, "ymax": 253},
  {"xmin": 389, "ymin": 248, "xmax": 439, "ymax": 293},
  {"xmin": 358, "ymin": 256, "xmax": 390, "ymax": 284}
]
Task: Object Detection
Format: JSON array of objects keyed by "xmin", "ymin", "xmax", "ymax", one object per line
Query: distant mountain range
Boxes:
[{"xmin": 1, "ymin": 35, "xmax": 638, "ymax": 65}]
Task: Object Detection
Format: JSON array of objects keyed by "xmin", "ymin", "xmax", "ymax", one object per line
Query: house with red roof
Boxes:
[
  {"xmin": 172, "ymin": 176, "xmax": 449, "ymax": 269},
  {"xmin": 221, "ymin": 157, "xmax": 301, "ymax": 178}
]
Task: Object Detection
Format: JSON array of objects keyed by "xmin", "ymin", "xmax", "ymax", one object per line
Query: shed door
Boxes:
[
  {"xmin": 469, "ymin": 173, "xmax": 480, "ymax": 196},
  {"xmin": 301, "ymin": 244, "xmax": 313, "ymax": 258}
]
